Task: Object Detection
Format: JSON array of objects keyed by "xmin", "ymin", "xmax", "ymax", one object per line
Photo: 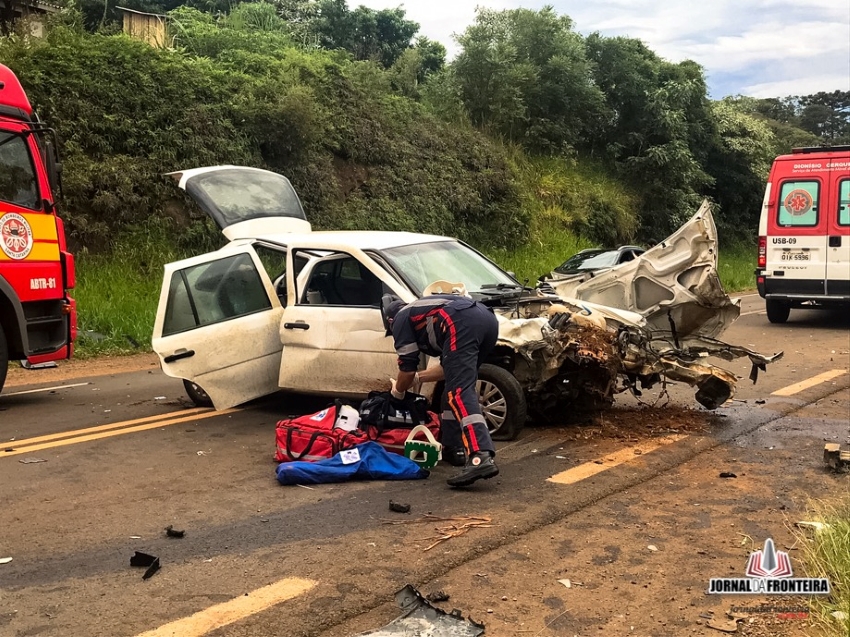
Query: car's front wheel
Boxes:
[
  {"xmin": 183, "ymin": 379, "xmax": 213, "ymax": 407},
  {"xmin": 476, "ymin": 364, "xmax": 526, "ymax": 441},
  {"xmin": 766, "ymin": 299, "xmax": 790, "ymax": 324}
]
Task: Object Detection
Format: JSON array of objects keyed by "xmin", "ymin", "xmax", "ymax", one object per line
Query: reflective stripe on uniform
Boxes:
[{"xmin": 396, "ymin": 342, "xmax": 420, "ymax": 355}]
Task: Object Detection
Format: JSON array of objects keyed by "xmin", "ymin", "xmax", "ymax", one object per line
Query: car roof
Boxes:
[{"xmin": 237, "ymin": 230, "xmax": 454, "ymax": 251}]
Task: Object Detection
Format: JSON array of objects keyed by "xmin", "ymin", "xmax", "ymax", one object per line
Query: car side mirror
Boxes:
[
  {"xmin": 381, "ymin": 293, "xmax": 402, "ymax": 336},
  {"xmin": 507, "ymin": 271, "xmax": 517, "ymax": 279}
]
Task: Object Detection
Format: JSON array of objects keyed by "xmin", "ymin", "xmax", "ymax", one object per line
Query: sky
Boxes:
[{"xmin": 358, "ymin": 0, "xmax": 850, "ymax": 99}]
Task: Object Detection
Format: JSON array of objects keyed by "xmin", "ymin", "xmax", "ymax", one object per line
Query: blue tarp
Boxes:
[{"xmin": 276, "ymin": 442, "xmax": 430, "ymax": 485}]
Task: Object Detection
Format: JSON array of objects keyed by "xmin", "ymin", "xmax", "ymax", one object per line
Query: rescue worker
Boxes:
[{"xmin": 384, "ymin": 292, "xmax": 500, "ymax": 487}]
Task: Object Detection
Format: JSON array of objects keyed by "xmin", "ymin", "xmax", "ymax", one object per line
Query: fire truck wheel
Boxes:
[
  {"xmin": 183, "ymin": 379, "xmax": 213, "ymax": 407},
  {"xmin": 0, "ymin": 322, "xmax": 7, "ymax": 394}
]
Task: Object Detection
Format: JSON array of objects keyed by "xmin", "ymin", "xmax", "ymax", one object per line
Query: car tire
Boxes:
[
  {"xmin": 183, "ymin": 379, "xmax": 213, "ymax": 407},
  {"xmin": 477, "ymin": 364, "xmax": 526, "ymax": 441},
  {"xmin": 0, "ymin": 322, "xmax": 8, "ymax": 395},
  {"xmin": 766, "ymin": 300, "xmax": 790, "ymax": 324}
]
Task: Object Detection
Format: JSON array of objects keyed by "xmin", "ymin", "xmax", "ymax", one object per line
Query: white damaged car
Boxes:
[{"xmin": 152, "ymin": 166, "xmax": 781, "ymax": 440}]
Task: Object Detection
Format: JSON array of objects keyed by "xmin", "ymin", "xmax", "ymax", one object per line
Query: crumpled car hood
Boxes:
[
  {"xmin": 545, "ymin": 200, "xmax": 739, "ymax": 341},
  {"xmin": 490, "ymin": 202, "xmax": 782, "ymax": 411}
]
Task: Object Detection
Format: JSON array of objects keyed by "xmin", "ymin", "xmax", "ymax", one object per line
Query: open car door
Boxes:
[
  {"xmin": 152, "ymin": 244, "xmax": 284, "ymax": 409},
  {"xmin": 277, "ymin": 248, "xmax": 411, "ymax": 397},
  {"xmin": 166, "ymin": 166, "xmax": 312, "ymax": 240}
]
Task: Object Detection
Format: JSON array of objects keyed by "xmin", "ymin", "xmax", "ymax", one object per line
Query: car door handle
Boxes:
[
  {"xmin": 163, "ymin": 349, "xmax": 195, "ymax": 363},
  {"xmin": 829, "ymin": 236, "xmax": 841, "ymax": 247},
  {"xmin": 284, "ymin": 322, "xmax": 310, "ymax": 330}
]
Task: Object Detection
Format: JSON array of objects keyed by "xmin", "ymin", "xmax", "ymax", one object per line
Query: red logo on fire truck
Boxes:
[
  {"xmin": 1, "ymin": 212, "xmax": 34, "ymax": 259},
  {"xmin": 783, "ymin": 189, "xmax": 813, "ymax": 216}
]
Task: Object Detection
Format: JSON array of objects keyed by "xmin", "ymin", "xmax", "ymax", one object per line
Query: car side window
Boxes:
[
  {"xmin": 778, "ymin": 180, "xmax": 819, "ymax": 227},
  {"xmin": 839, "ymin": 180, "xmax": 849, "ymax": 226},
  {"xmin": 162, "ymin": 253, "xmax": 272, "ymax": 336},
  {"xmin": 297, "ymin": 251, "xmax": 385, "ymax": 307}
]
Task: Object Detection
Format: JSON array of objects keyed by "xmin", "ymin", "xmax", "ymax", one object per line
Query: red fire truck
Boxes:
[{"xmin": 0, "ymin": 63, "xmax": 76, "ymax": 393}]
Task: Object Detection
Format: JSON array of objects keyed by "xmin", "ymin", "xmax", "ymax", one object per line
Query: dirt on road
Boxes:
[{"xmin": 4, "ymin": 353, "xmax": 160, "ymax": 388}]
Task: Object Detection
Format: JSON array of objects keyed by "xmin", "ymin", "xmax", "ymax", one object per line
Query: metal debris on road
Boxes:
[
  {"xmin": 647, "ymin": 545, "xmax": 658, "ymax": 552},
  {"xmin": 0, "ymin": 557, "xmax": 12, "ymax": 564},
  {"xmin": 824, "ymin": 443, "xmax": 850, "ymax": 471},
  {"xmin": 707, "ymin": 617, "xmax": 741, "ymax": 633},
  {"xmin": 389, "ymin": 500, "xmax": 411, "ymax": 514},
  {"xmin": 165, "ymin": 525, "xmax": 185, "ymax": 538},
  {"xmin": 796, "ymin": 521, "xmax": 830, "ymax": 533},
  {"xmin": 426, "ymin": 591, "xmax": 450, "ymax": 603},
  {"xmin": 130, "ymin": 551, "xmax": 161, "ymax": 580},
  {"xmin": 382, "ymin": 515, "xmax": 495, "ymax": 552},
  {"xmin": 18, "ymin": 457, "xmax": 47, "ymax": 464},
  {"xmin": 557, "ymin": 579, "xmax": 571, "ymax": 588},
  {"xmin": 357, "ymin": 584, "xmax": 484, "ymax": 636},
  {"xmin": 719, "ymin": 472, "xmax": 737, "ymax": 478}
]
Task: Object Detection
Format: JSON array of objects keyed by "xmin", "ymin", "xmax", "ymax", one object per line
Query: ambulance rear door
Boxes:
[
  {"xmin": 766, "ymin": 162, "xmax": 828, "ymax": 297},
  {"xmin": 827, "ymin": 161, "xmax": 850, "ymax": 298}
]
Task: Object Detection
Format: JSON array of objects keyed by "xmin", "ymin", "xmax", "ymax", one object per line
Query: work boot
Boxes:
[
  {"xmin": 446, "ymin": 452, "xmax": 499, "ymax": 487},
  {"xmin": 443, "ymin": 447, "xmax": 466, "ymax": 467}
]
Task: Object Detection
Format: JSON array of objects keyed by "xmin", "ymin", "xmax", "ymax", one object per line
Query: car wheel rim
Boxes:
[
  {"xmin": 477, "ymin": 379, "xmax": 507, "ymax": 434},
  {"xmin": 189, "ymin": 382, "xmax": 209, "ymax": 400}
]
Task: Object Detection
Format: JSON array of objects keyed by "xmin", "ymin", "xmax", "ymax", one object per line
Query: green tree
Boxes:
[
  {"xmin": 705, "ymin": 101, "xmax": 775, "ymax": 235},
  {"xmin": 721, "ymin": 95, "xmax": 820, "ymax": 155},
  {"xmin": 452, "ymin": 6, "xmax": 604, "ymax": 152},
  {"xmin": 798, "ymin": 91, "xmax": 850, "ymax": 142},
  {"xmin": 312, "ymin": 0, "xmax": 418, "ymax": 67},
  {"xmin": 585, "ymin": 34, "xmax": 715, "ymax": 235},
  {"xmin": 388, "ymin": 36, "xmax": 445, "ymax": 97}
]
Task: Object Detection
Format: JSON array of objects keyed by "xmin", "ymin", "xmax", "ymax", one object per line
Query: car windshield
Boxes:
[
  {"xmin": 0, "ymin": 132, "xmax": 39, "ymax": 210},
  {"xmin": 380, "ymin": 241, "xmax": 518, "ymax": 296},
  {"xmin": 555, "ymin": 250, "xmax": 620, "ymax": 273}
]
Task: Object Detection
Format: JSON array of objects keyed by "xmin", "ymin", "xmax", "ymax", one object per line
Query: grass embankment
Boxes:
[
  {"xmin": 73, "ymin": 241, "xmax": 180, "ymax": 358},
  {"xmin": 794, "ymin": 492, "xmax": 850, "ymax": 636}
]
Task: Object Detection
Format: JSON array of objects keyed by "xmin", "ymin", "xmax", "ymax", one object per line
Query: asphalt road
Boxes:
[{"xmin": 1, "ymin": 294, "xmax": 848, "ymax": 637}]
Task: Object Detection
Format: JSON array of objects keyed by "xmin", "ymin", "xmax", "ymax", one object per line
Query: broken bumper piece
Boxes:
[{"xmin": 357, "ymin": 584, "xmax": 485, "ymax": 636}]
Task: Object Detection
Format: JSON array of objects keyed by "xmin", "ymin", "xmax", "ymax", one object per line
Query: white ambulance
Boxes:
[{"xmin": 756, "ymin": 146, "xmax": 850, "ymax": 323}]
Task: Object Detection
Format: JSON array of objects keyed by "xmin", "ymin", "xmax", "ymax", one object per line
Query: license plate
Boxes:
[{"xmin": 780, "ymin": 251, "xmax": 810, "ymax": 261}]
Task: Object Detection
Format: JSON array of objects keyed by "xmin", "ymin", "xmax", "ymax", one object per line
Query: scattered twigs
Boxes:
[{"xmin": 382, "ymin": 515, "xmax": 495, "ymax": 551}]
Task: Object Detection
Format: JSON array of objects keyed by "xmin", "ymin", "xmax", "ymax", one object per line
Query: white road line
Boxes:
[
  {"xmin": 771, "ymin": 370, "xmax": 849, "ymax": 397},
  {"xmin": 3, "ymin": 382, "xmax": 91, "ymax": 396},
  {"xmin": 134, "ymin": 577, "xmax": 316, "ymax": 637},
  {"xmin": 740, "ymin": 310, "xmax": 766, "ymax": 317},
  {"xmin": 547, "ymin": 434, "xmax": 687, "ymax": 485},
  {"xmin": 734, "ymin": 293, "xmax": 760, "ymax": 299}
]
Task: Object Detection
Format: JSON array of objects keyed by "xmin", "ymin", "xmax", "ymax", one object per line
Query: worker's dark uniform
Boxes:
[{"xmin": 391, "ymin": 295, "xmax": 498, "ymax": 456}]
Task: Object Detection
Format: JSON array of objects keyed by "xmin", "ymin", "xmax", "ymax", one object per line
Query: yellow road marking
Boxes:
[
  {"xmin": 547, "ymin": 434, "xmax": 687, "ymax": 485},
  {"xmin": 3, "ymin": 408, "xmax": 238, "ymax": 457},
  {"xmin": 771, "ymin": 369, "xmax": 848, "ymax": 397},
  {"xmin": 6, "ymin": 408, "xmax": 209, "ymax": 449},
  {"xmin": 134, "ymin": 577, "xmax": 316, "ymax": 637}
]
